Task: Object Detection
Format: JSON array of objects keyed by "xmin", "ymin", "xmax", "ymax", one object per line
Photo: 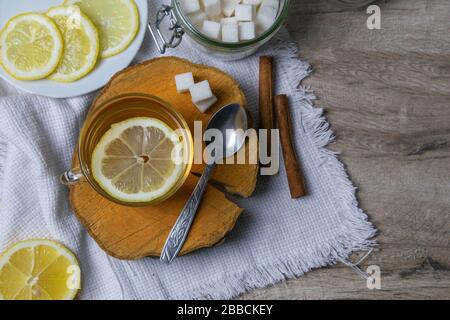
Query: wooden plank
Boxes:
[
  {"xmin": 240, "ymin": 247, "xmax": 450, "ymax": 300},
  {"xmin": 240, "ymin": 0, "xmax": 450, "ymax": 299}
]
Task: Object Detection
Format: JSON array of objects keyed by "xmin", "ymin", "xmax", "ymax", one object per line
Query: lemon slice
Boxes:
[
  {"xmin": 0, "ymin": 239, "xmax": 80, "ymax": 300},
  {"xmin": 0, "ymin": 13, "xmax": 63, "ymax": 80},
  {"xmin": 64, "ymin": 0, "xmax": 139, "ymax": 58},
  {"xmin": 91, "ymin": 117, "xmax": 186, "ymax": 203},
  {"xmin": 46, "ymin": 5, "xmax": 99, "ymax": 82}
]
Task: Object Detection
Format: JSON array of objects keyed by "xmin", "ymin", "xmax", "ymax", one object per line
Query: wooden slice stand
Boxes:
[{"xmin": 70, "ymin": 57, "xmax": 259, "ymax": 260}]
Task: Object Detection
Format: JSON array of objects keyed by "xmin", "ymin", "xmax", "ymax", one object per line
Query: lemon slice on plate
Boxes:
[
  {"xmin": 91, "ymin": 117, "xmax": 186, "ymax": 203},
  {"xmin": 46, "ymin": 5, "xmax": 99, "ymax": 82},
  {"xmin": 0, "ymin": 239, "xmax": 80, "ymax": 300},
  {"xmin": 0, "ymin": 13, "xmax": 63, "ymax": 80},
  {"xmin": 65, "ymin": 0, "xmax": 139, "ymax": 58}
]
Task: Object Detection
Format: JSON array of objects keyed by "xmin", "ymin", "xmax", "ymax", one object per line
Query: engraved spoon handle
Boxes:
[{"xmin": 160, "ymin": 163, "xmax": 216, "ymax": 264}]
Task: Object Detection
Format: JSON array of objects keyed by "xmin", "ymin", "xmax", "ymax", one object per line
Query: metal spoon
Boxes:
[{"xmin": 160, "ymin": 103, "xmax": 248, "ymax": 263}]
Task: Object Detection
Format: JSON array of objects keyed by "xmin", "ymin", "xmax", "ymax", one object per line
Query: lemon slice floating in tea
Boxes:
[
  {"xmin": 0, "ymin": 13, "xmax": 63, "ymax": 80},
  {"xmin": 46, "ymin": 5, "xmax": 99, "ymax": 82},
  {"xmin": 91, "ymin": 117, "xmax": 186, "ymax": 203},
  {"xmin": 64, "ymin": 0, "xmax": 139, "ymax": 58},
  {"xmin": 0, "ymin": 239, "xmax": 80, "ymax": 300}
]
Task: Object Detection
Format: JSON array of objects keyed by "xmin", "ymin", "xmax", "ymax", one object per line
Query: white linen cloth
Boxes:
[{"xmin": 0, "ymin": 1, "xmax": 376, "ymax": 299}]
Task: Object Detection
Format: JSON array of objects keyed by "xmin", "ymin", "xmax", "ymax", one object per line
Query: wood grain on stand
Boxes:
[{"xmin": 240, "ymin": 0, "xmax": 450, "ymax": 300}]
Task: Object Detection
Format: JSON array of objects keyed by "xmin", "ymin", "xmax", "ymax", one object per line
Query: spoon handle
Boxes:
[{"xmin": 160, "ymin": 163, "xmax": 217, "ymax": 264}]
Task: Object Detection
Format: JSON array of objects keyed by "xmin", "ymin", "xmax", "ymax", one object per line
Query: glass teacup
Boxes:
[{"xmin": 61, "ymin": 93, "xmax": 193, "ymax": 207}]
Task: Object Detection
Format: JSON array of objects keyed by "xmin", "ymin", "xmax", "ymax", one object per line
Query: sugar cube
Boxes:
[
  {"xmin": 239, "ymin": 21, "xmax": 256, "ymax": 40},
  {"xmin": 202, "ymin": 0, "xmax": 222, "ymax": 17},
  {"xmin": 180, "ymin": 0, "xmax": 280, "ymax": 44},
  {"xmin": 221, "ymin": 0, "xmax": 240, "ymax": 17},
  {"xmin": 242, "ymin": 0, "xmax": 263, "ymax": 5},
  {"xmin": 261, "ymin": 0, "xmax": 279, "ymax": 9},
  {"xmin": 188, "ymin": 11, "xmax": 207, "ymax": 28},
  {"xmin": 190, "ymin": 80, "xmax": 214, "ymax": 104},
  {"xmin": 235, "ymin": 4, "xmax": 254, "ymax": 22},
  {"xmin": 180, "ymin": 0, "xmax": 201, "ymax": 14},
  {"xmin": 202, "ymin": 20, "xmax": 222, "ymax": 39},
  {"xmin": 256, "ymin": 4, "xmax": 277, "ymax": 31},
  {"xmin": 222, "ymin": 22, "xmax": 239, "ymax": 43},
  {"xmin": 175, "ymin": 72, "xmax": 195, "ymax": 93},
  {"xmin": 195, "ymin": 95, "xmax": 218, "ymax": 113},
  {"xmin": 210, "ymin": 14, "xmax": 225, "ymax": 22},
  {"xmin": 221, "ymin": 17, "xmax": 238, "ymax": 24}
]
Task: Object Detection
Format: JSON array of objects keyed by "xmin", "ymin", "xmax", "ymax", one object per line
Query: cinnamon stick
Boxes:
[
  {"xmin": 259, "ymin": 56, "xmax": 274, "ymax": 158},
  {"xmin": 274, "ymin": 95, "xmax": 307, "ymax": 199}
]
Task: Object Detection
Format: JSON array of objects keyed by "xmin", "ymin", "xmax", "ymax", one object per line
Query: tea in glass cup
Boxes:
[{"xmin": 61, "ymin": 94, "xmax": 193, "ymax": 207}]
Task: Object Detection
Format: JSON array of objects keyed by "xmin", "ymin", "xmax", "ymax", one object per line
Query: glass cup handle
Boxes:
[
  {"xmin": 148, "ymin": 4, "xmax": 184, "ymax": 54},
  {"xmin": 60, "ymin": 168, "xmax": 84, "ymax": 186}
]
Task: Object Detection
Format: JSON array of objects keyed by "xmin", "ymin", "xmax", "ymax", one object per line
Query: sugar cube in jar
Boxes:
[
  {"xmin": 239, "ymin": 22, "xmax": 256, "ymax": 41},
  {"xmin": 202, "ymin": 0, "xmax": 222, "ymax": 17},
  {"xmin": 183, "ymin": 0, "xmax": 281, "ymax": 43},
  {"xmin": 180, "ymin": 0, "xmax": 201, "ymax": 14},
  {"xmin": 222, "ymin": 22, "xmax": 239, "ymax": 43},
  {"xmin": 222, "ymin": 0, "xmax": 240, "ymax": 17},
  {"xmin": 202, "ymin": 20, "xmax": 222, "ymax": 40},
  {"xmin": 256, "ymin": 1, "xmax": 278, "ymax": 33}
]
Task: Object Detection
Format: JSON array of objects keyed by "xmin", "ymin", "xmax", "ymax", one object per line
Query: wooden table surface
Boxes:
[{"xmin": 240, "ymin": 0, "xmax": 450, "ymax": 300}]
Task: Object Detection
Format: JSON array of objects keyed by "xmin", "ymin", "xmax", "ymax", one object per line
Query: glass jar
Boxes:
[{"xmin": 149, "ymin": 0, "xmax": 291, "ymax": 61}]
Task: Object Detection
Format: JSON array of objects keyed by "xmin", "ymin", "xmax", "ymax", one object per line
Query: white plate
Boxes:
[{"xmin": 0, "ymin": 0, "xmax": 148, "ymax": 98}]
